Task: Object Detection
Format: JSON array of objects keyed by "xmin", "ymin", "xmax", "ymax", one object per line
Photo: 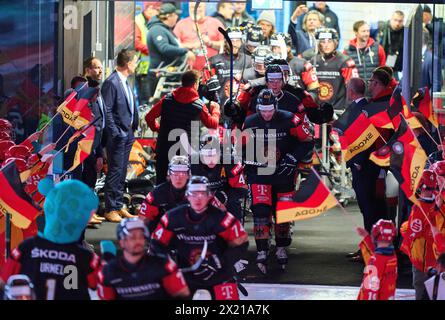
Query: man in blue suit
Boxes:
[{"xmin": 101, "ymin": 49, "xmax": 139, "ymax": 223}]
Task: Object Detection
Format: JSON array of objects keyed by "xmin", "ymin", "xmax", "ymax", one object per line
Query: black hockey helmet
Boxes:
[
  {"xmin": 315, "ymin": 27, "xmax": 339, "ymax": 42},
  {"xmin": 186, "ymin": 175, "xmax": 211, "ymax": 196},
  {"xmin": 168, "ymin": 155, "xmax": 191, "ymax": 175},
  {"xmin": 116, "ymin": 217, "xmax": 150, "ymax": 241},
  {"xmin": 246, "ymin": 25, "xmax": 264, "ymax": 47},
  {"xmin": 256, "ymin": 88, "xmax": 277, "ymax": 112},
  {"xmin": 267, "ymin": 58, "xmax": 290, "ymax": 74},
  {"xmin": 265, "ymin": 64, "xmax": 284, "ymax": 83},
  {"xmin": 226, "ymin": 26, "xmax": 243, "ymax": 41}
]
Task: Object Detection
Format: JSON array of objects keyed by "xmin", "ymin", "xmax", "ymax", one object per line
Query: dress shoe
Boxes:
[
  {"xmin": 119, "ymin": 208, "xmax": 137, "ymax": 219},
  {"xmin": 349, "ymin": 254, "xmax": 364, "ymax": 263},
  {"xmin": 93, "ymin": 214, "xmax": 105, "ymax": 221},
  {"xmin": 105, "ymin": 211, "xmax": 123, "ymax": 223},
  {"xmin": 89, "ymin": 216, "xmax": 102, "ymax": 225},
  {"xmin": 345, "ymin": 249, "xmax": 361, "ymax": 258}
]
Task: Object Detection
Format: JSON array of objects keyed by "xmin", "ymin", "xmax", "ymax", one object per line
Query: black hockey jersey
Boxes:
[{"xmin": 0, "ymin": 236, "xmax": 100, "ymax": 300}]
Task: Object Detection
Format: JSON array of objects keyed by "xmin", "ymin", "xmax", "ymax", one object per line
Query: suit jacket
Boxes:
[
  {"xmin": 89, "ymin": 94, "xmax": 106, "ymax": 157},
  {"xmin": 101, "ymin": 71, "xmax": 139, "ymax": 139}
]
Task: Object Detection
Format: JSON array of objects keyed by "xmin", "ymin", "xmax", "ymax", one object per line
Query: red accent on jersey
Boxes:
[
  {"xmin": 220, "ymin": 212, "xmax": 235, "ymax": 229},
  {"xmin": 0, "ymin": 258, "xmax": 22, "ymax": 283},
  {"xmin": 214, "ymin": 282, "xmax": 240, "ymax": 300},
  {"xmin": 153, "ymin": 224, "xmax": 174, "ymax": 246},
  {"xmin": 162, "ymin": 270, "xmax": 188, "ymax": 297},
  {"xmin": 165, "ymin": 258, "xmax": 178, "ymax": 273},
  {"xmin": 219, "ymin": 219, "xmax": 247, "ymax": 242},
  {"xmin": 251, "ymin": 184, "xmax": 272, "ymax": 206}
]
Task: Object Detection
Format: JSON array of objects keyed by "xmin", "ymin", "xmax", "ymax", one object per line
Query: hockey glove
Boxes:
[
  {"xmin": 214, "ymin": 190, "xmax": 228, "ymax": 206},
  {"xmin": 276, "ymin": 154, "xmax": 298, "ymax": 176},
  {"xmin": 193, "ymin": 254, "xmax": 222, "ymax": 281},
  {"xmin": 233, "ymin": 259, "xmax": 249, "ymax": 273}
]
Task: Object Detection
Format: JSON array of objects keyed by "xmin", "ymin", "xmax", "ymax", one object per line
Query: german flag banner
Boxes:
[
  {"xmin": 388, "ymin": 87, "xmax": 422, "ymax": 129},
  {"xmin": 276, "ymin": 168, "xmax": 337, "ymax": 223},
  {"xmin": 414, "ymin": 87, "xmax": 439, "ymax": 128},
  {"xmin": 369, "ymin": 144, "xmax": 391, "ymax": 167},
  {"xmin": 333, "ymin": 106, "xmax": 380, "ymax": 162},
  {"xmin": 0, "ymin": 162, "xmax": 40, "ymax": 229},
  {"xmin": 387, "ymin": 117, "xmax": 427, "ymax": 205},
  {"xmin": 60, "ymin": 87, "xmax": 96, "ymax": 130},
  {"xmin": 64, "ymin": 117, "xmax": 99, "ymax": 153},
  {"xmin": 362, "ymin": 101, "xmax": 393, "ymax": 129},
  {"xmin": 68, "ymin": 125, "xmax": 95, "ymax": 172}
]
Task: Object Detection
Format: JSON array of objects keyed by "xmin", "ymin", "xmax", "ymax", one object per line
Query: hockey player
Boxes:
[
  {"xmin": 138, "ymin": 156, "xmax": 191, "ymax": 233},
  {"xmin": 243, "ymin": 25, "xmax": 264, "ymax": 57},
  {"xmin": 400, "ymin": 169, "xmax": 445, "ymax": 300},
  {"xmin": 356, "ymin": 219, "xmax": 398, "ymax": 300},
  {"xmin": 151, "ymin": 176, "xmax": 249, "ymax": 300},
  {"xmin": 310, "ymin": 27, "xmax": 358, "ymax": 111},
  {"xmin": 97, "ymin": 217, "xmax": 190, "ymax": 300},
  {"xmin": 191, "ymin": 132, "xmax": 248, "ymax": 222},
  {"xmin": 241, "ymin": 89, "xmax": 314, "ymax": 274},
  {"xmin": 0, "ymin": 179, "xmax": 101, "ymax": 300},
  {"xmin": 209, "ymin": 26, "xmax": 251, "ymax": 122},
  {"xmin": 242, "ymin": 45, "xmax": 272, "ymax": 84}
]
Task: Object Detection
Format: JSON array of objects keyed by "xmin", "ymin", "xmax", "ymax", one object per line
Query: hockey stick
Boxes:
[
  {"xmin": 193, "ymin": 0, "xmax": 211, "ymax": 72},
  {"xmin": 218, "ymin": 27, "xmax": 234, "ymax": 107},
  {"xmin": 180, "ymin": 240, "xmax": 208, "ymax": 273}
]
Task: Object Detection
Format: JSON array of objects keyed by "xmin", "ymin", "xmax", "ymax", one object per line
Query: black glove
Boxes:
[
  {"xmin": 223, "ymin": 99, "xmax": 240, "ymax": 117},
  {"xmin": 214, "ymin": 190, "xmax": 228, "ymax": 206},
  {"xmin": 306, "ymin": 102, "xmax": 334, "ymax": 124},
  {"xmin": 276, "ymin": 153, "xmax": 298, "ymax": 176},
  {"xmin": 193, "ymin": 254, "xmax": 222, "ymax": 281}
]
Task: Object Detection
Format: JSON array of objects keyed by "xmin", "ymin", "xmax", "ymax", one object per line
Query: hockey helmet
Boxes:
[
  {"xmin": 6, "ymin": 145, "xmax": 31, "ymax": 160},
  {"xmin": 0, "ymin": 131, "xmax": 11, "ymax": 141},
  {"xmin": 116, "ymin": 217, "xmax": 150, "ymax": 241},
  {"xmin": 2, "ymin": 157, "xmax": 28, "ymax": 173},
  {"xmin": 0, "ymin": 118, "xmax": 13, "ymax": 133},
  {"xmin": 433, "ymin": 160, "xmax": 445, "ymax": 177},
  {"xmin": 186, "ymin": 175, "xmax": 211, "ymax": 196},
  {"xmin": 253, "ymin": 45, "xmax": 273, "ymax": 75},
  {"xmin": 256, "ymin": 88, "xmax": 277, "ymax": 112},
  {"xmin": 245, "ymin": 25, "xmax": 264, "ymax": 47},
  {"xmin": 168, "ymin": 155, "xmax": 191, "ymax": 175},
  {"xmin": 0, "ymin": 140, "xmax": 14, "ymax": 161},
  {"xmin": 371, "ymin": 219, "xmax": 396, "ymax": 243},
  {"xmin": 270, "ymin": 33, "xmax": 288, "ymax": 59},
  {"xmin": 315, "ymin": 27, "xmax": 339, "ymax": 42},
  {"xmin": 226, "ymin": 26, "xmax": 243, "ymax": 40},
  {"xmin": 416, "ymin": 169, "xmax": 437, "ymax": 195},
  {"xmin": 4, "ymin": 275, "xmax": 36, "ymax": 300},
  {"xmin": 265, "ymin": 64, "xmax": 284, "ymax": 83}
]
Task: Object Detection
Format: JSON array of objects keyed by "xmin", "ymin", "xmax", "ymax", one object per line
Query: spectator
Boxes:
[
  {"xmin": 174, "ymin": 1, "xmax": 225, "ymax": 71},
  {"xmin": 289, "ymin": 7, "xmax": 324, "ymax": 56},
  {"xmin": 257, "ymin": 10, "xmax": 276, "ymax": 45},
  {"xmin": 232, "ymin": 2, "xmax": 255, "ymax": 27},
  {"xmin": 146, "ymin": 3, "xmax": 195, "ymax": 97},
  {"xmin": 82, "ymin": 57, "xmax": 106, "ymax": 192},
  {"xmin": 101, "ymin": 49, "xmax": 139, "ymax": 223},
  {"xmin": 344, "ymin": 21, "xmax": 386, "ymax": 80},
  {"xmin": 421, "ymin": 28, "xmax": 441, "ymax": 92},
  {"xmin": 380, "ymin": 11, "xmax": 405, "ymax": 79},
  {"xmin": 212, "ymin": 2, "xmax": 234, "ymax": 28},
  {"xmin": 145, "ymin": 70, "xmax": 220, "ymax": 184},
  {"xmin": 134, "ymin": 2, "xmax": 161, "ymax": 105},
  {"xmin": 294, "ymin": 2, "xmax": 340, "ymax": 39}
]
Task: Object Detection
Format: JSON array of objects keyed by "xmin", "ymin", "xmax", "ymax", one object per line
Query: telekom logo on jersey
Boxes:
[{"xmin": 167, "ymin": 121, "xmax": 278, "ymax": 176}]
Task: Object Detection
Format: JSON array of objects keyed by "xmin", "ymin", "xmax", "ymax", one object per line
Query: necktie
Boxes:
[{"xmin": 124, "ymin": 80, "xmax": 134, "ymax": 124}]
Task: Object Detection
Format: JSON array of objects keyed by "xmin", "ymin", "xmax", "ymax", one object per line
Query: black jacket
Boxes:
[{"xmin": 146, "ymin": 16, "xmax": 188, "ymax": 69}]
